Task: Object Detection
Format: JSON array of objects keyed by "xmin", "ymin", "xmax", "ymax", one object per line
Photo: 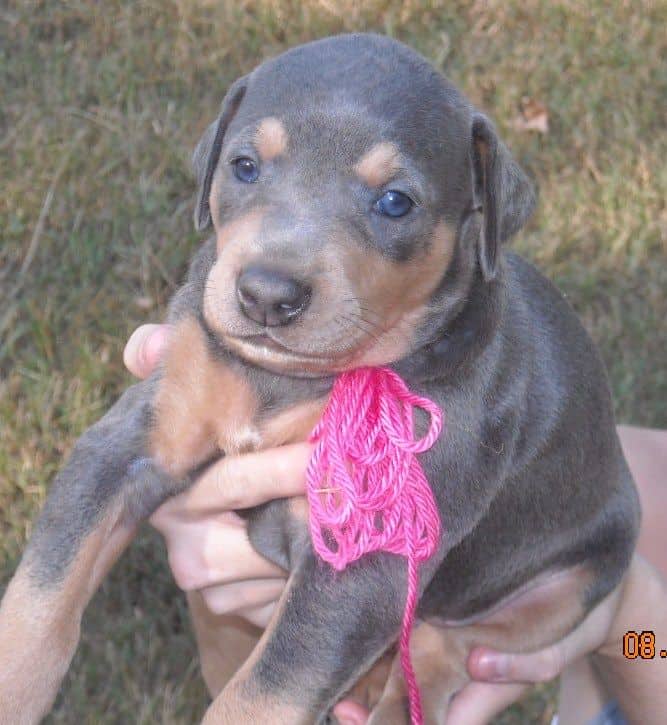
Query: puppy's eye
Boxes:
[
  {"xmin": 375, "ymin": 190, "xmax": 413, "ymax": 218},
  {"xmin": 233, "ymin": 157, "xmax": 259, "ymax": 183}
]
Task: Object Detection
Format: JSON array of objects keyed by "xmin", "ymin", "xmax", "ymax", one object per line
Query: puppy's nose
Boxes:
[{"xmin": 236, "ymin": 266, "xmax": 311, "ymax": 326}]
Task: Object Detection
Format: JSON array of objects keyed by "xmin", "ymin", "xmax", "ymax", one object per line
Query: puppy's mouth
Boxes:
[
  {"xmin": 233, "ymin": 332, "xmax": 333, "ymax": 359},
  {"xmin": 223, "ymin": 331, "xmax": 352, "ymax": 376}
]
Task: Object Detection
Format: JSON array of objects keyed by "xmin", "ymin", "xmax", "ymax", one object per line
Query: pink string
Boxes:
[{"xmin": 306, "ymin": 367, "xmax": 443, "ymax": 725}]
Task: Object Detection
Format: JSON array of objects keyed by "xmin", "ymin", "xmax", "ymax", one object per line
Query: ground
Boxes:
[{"xmin": 1, "ymin": 1, "xmax": 665, "ymax": 722}]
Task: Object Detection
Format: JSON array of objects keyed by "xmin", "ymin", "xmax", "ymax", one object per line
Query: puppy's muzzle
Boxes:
[{"xmin": 236, "ymin": 265, "xmax": 312, "ymax": 327}]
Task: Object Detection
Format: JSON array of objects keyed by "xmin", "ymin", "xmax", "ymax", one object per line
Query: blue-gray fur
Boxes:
[{"xmin": 1, "ymin": 33, "xmax": 639, "ymax": 723}]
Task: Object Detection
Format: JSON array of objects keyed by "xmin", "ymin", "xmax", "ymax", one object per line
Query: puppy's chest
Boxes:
[{"xmin": 148, "ymin": 317, "xmax": 326, "ymax": 478}]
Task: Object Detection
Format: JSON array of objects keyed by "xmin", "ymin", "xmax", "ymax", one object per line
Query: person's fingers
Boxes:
[
  {"xmin": 332, "ymin": 700, "xmax": 368, "ymax": 725},
  {"xmin": 446, "ymin": 681, "xmax": 530, "ymax": 725},
  {"xmin": 123, "ymin": 323, "xmax": 170, "ymax": 378},
  {"xmin": 154, "ymin": 443, "xmax": 313, "ymax": 516},
  {"xmin": 241, "ymin": 600, "xmax": 279, "ymax": 629},
  {"xmin": 331, "ymin": 673, "xmax": 529, "ymax": 725},
  {"xmin": 468, "ymin": 586, "xmax": 621, "ymax": 684},
  {"xmin": 153, "ymin": 511, "xmax": 286, "ymax": 590},
  {"xmin": 199, "ymin": 578, "xmax": 286, "ymax": 617},
  {"xmin": 617, "ymin": 425, "xmax": 667, "ymax": 580},
  {"xmin": 332, "ymin": 699, "xmax": 369, "ymax": 725}
]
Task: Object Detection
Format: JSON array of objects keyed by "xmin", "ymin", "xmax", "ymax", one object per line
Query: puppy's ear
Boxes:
[
  {"xmin": 192, "ymin": 77, "xmax": 248, "ymax": 232},
  {"xmin": 470, "ymin": 113, "xmax": 537, "ymax": 281}
]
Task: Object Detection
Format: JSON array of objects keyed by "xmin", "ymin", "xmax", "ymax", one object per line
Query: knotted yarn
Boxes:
[{"xmin": 306, "ymin": 367, "xmax": 443, "ymax": 725}]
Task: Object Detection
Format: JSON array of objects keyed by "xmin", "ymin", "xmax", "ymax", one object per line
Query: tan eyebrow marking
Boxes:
[
  {"xmin": 354, "ymin": 142, "xmax": 403, "ymax": 187},
  {"xmin": 254, "ymin": 117, "xmax": 288, "ymax": 161}
]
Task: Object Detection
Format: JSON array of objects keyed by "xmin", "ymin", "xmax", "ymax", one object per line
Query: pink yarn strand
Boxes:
[{"xmin": 306, "ymin": 367, "xmax": 443, "ymax": 725}]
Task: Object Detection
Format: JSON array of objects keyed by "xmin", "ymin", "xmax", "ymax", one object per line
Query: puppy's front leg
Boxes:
[
  {"xmin": 0, "ymin": 377, "xmax": 177, "ymax": 725},
  {"xmin": 202, "ymin": 548, "xmax": 423, "ymax": 725}
]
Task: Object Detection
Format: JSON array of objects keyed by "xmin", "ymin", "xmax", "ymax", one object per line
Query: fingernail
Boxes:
[
  {"xmin": 143, "ymin": 325, "xmax": 169, "ymax": 369},
  {"xmin": 476, "ymin": 653, "xmax": 510, "ymax": 681},
  {"xmin": 337, "ymin": 717, "xmax": 363, "ymax": 725},
  {"xmin": 123, "ymin": 327, "xmax": 148, "ymax": 376},
  {"xmin": 124, "ymin": 325, "xmax": 167, "ymax": 377},
  {"xmin": 333, "ymin": 701, "xmax": 367, "ymax": 725}
]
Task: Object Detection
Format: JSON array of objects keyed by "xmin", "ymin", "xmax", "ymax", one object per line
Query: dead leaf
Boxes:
[{"xmin": 512, "ymin": 96, "xmax": 549, "ymax": 134}]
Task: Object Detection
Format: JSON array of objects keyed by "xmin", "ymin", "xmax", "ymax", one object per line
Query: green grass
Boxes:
[{"xmin": 1, "ymin": 1, "xmax": 665, "ymax": 721}]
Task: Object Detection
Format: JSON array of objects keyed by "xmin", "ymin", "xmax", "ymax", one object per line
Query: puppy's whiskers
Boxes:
[{"xmin": 340, "ymin": 313, "xmax": 381, "ymax": 346}]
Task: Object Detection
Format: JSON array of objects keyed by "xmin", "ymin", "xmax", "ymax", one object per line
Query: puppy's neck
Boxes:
[{"xmin": 395, "ymin": 262, "xmax": 506, "ymax": 385}]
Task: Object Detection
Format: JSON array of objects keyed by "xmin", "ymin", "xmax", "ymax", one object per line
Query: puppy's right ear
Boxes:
[{"xmin": 192, "ymin": 77, "xmax": 248, "ymax": 232}]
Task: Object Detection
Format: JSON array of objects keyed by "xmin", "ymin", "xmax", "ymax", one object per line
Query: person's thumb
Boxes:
[{"xmin": 123, "ymin": 324, "xmax": 170, "ymax": 379}]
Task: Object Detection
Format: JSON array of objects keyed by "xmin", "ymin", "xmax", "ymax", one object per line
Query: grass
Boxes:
[{"xmin": 1, "ymin": 1, "xmax": 665, "ymax": 722}]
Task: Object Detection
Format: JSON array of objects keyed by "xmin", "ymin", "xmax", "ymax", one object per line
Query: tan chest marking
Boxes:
[
  {"xmin": 150, "ymin": 318, "xmax": 260, "ymax": 477},
  {"xmin": 150, "ymin": 317, "xmax": 328, "ymax": 478},
  {"xmin": 260, "ymin": 397, "xmax": 326, "ymax": 447}
]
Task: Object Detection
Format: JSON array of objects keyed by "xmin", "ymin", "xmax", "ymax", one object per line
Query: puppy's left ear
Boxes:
[
  {"xmin": 471, "ymin": 113, "xmax": 537, "ymax": 281},
  {"xmin": 192, "ymin": 76, "xmax": 248, "ymax": 232}
]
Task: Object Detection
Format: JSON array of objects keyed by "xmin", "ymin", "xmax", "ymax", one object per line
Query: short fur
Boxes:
[{"xmin": 0, "ymin": 34, "xmax": 639, "ymax": 724}]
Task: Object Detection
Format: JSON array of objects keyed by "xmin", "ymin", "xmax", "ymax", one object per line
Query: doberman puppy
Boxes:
[{"xmin": 0, "ymin": 33, "xmax": 639, "ymax": 724}]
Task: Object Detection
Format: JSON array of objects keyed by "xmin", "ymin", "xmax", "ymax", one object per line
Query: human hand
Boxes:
[
  {"xmin": 124, "ymin": 324, "xmax": 309, "ymax": 627},
  {"xmin": 125, "ymin": 327, "xmax": 667, "ymax": 723},
  {"xmin": 334, "ymin": 555, "xmax": 667, "ymax": 725},
  {"xmin": 443, "ymin": 582, "xmax": 624, "ymax": 725},
  {"xmin": 457, "ymin": 554, "xmax": 667, "ymax": 725}
]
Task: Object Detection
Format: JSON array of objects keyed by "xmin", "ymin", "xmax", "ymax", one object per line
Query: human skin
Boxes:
[
  {"xmin": 125, "ymin": 324, "xmax": 667, "ymax": 724},
  {"xmin": 448, "ymin": 425, "xmax": 667, "ymax": 725},
  {"xmin": 124, "ymin": 324, "xmax": 293, "ymax": 627}
]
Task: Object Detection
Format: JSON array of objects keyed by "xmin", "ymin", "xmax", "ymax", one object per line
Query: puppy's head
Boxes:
[{"xmin": 194, "ymin": 34, "xmax": 535, "ymax": 376}]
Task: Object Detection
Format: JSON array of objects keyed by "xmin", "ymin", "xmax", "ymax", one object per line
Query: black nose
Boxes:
[{"xmin": 236, "ymin": 266, "xmax": 311, "ymax": 327}]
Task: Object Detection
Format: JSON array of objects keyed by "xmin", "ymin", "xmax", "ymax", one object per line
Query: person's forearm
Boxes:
[{"xmin": 593, "ymin": 557, "xmax": 667, "ymax": 724}]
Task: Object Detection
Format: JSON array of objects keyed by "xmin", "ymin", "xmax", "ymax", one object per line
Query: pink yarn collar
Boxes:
[{"xmin": 306, "ymin": 367, "xmax": 443, "ymax": 725}]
